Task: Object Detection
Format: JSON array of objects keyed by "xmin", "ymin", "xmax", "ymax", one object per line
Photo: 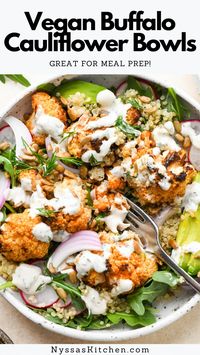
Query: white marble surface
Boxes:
[{"xmin": 0, "ymin": 74, "xmax": 200, "ymax": 344}]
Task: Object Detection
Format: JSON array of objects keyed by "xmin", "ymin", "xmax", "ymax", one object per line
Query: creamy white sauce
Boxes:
[
  {"xmin": 81, "ymin": 127, "xmax": 119, "ymax": 163},
  {"xmin": 152, "ymin": 126, "xmax": 180, "ymax": 152},
  {"xmin": 152, "ymin": 147, "xmax": 161, "ymax": 156},
  {"xmin": 164, "ymin": 121, "xmax": 175, "ymax": 135},
  {"xmin": 110, "ymin": 166, "xmax": 125, "ymax": 178},
  {"xmin": 81, "ymin": 286, "xmax": 107, "ymax": 315},
  {"xmin": 7, "ymin": 187, "xmax": 30, "ymax": 207},
  {"xmin": 111, "ymin": 279, "xmax": 133, "ymax": 297},
  {"xmin": 32, "ymin": 222, "xmax": 53, "ymax": 243},
  {"xmin": 172, "ymin": 242, "xmax": 200, "ymax": 264},
  {"xmin": 12, "ymin": 264, "xmax": 52, "ymax": 295},
  {"xmin": 52, "ymin": 230, "xmax": 70, "ymax": 242},
  {"xmin": 181, "ymin": 122, "xmax": 200, "ymax": 149},
  {"xmin": 29, "ymin": 181, "xmax": 81, "ymax": 218},
  {"xmin": 116, "ymin": 239, "xmax": 134, "ymax": 258},
  {"xmin": 75, "ymin": 250, "xmax": 107, "ymax": 278},
  {"xmin": 102, "ymin": 206, "xmax": 129, "ymax": 233},
  {"xmin": 182, "ymin": 181, "xmax": 200, "ymax": 212},
  {"xmin": 20, "ymin": 177, "xmax": 32, "ymax": 192},
  {"xmin": 87, "ymin": 90, "xmax": 131, "ymax": 130},
  {"xmin": 33, "ymin": 105, "xmax": 65, "ymax": 142}
]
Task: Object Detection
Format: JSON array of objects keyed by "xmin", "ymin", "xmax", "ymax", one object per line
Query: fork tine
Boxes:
[{"xmin": 126, "ymin": 197, "xmax": 146, "ymax": 222}]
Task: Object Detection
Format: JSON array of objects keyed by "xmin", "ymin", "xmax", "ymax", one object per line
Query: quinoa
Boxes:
[
  {"xmin": 0, "ymin": 254, "xmax": 17, "ymax": 280},
  {"xmin": 160, "ymin": 214, "xmax": 181, "ymax": 253}
]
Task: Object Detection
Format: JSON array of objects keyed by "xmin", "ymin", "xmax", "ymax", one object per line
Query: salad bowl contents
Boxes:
[{"xmin": 0, "ymin": 75, "xmax": 200, "ymax": 340}]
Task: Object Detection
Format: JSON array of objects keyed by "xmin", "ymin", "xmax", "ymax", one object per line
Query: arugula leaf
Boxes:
[
  {"xmin": 128, "ymin": 98, "xmax": 142, "ymax": 110},
  {"xmin": 115, "ymin": 116, "xmax": 141, "ymax": 138},
  {"xmin": 0, "ymin": 74, "xmax": 31, "ymax": 87},
  {"xmin": 58, "ymin": 156, "xmax": 83, "ymax": 167},
  {"xmin": 37, "ymin": 82, "xmax": 56, "ymax": 94},
  {"xmin": 87, "ymin": 316, "xmax": 112, "ymax": 330},
  {"xmin": 152, "ymin": 271, "xmax": 179, "ymax": 287},
  {"xmin": 0, "ymin": 155, "xmax": 15, "ymax": 186},
  {"xmin": 166, "ymin": 88, "xmax": 190, "ymax": 121},
  {"xmin": 52, "ymin": 276, "xmax": 85, "ymax": 311},
  {"xmin": 127, "ymin": 76, "xmax": 154, "ymax": 99},
  {"xmin": 107, "ymin": 310, "xmax": 156, "ymax": 327},
  {"xmin": 128, "ymin": 281, "xmax": 169, "ymax": 316}
]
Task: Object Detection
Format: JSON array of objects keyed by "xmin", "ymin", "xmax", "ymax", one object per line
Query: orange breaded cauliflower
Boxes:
[
  {"xmin": 26, "ymin": 92, "xmax": 67, "ymax": 145},
  {"xmin": 0, "ymin": 211, "xmax": 49, "ymax": 262}
]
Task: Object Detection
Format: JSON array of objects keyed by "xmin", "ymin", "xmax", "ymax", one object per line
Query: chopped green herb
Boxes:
[
  {"xmin": 37, "ymin": 208, "xmax": 56, "ymax": 218},
  {"xmin": 89, "ymin": 154, "xmax": 101, "ymax": 167},
  {"xmin": 59, "ymin": 131, "xmax": 76, "ymax": 144},
  {"xmin": 0, "ymin": 155, "xmax": 15, "ymax": 187},
  {"xmin": 166, "ymin": 87, "xmax": 190, "ymax": 121},
  {"xmin": 128, "ymin": 98, "xmax": 142, "ymax": 110},
  {"xmin": 0, "ymin": 74, "xmax": 30, "ymax": 87},
  {"xmin": 115, "ymin": 116, "xmax": 142, "ymax": 138},
  {"xmin": 95, "ymin": 212, "xmax": 107, "ymax": 222},
  {"xmin": 4, "ymin": 202, "xmax": 16, "ymax": 214},
  {"xmin": 86, "ymin": 187, "xmax": 93, "ymax": 207},
  {"xmin": 58, "ymin": 156, "xmax": 83, "ymax": 167}
]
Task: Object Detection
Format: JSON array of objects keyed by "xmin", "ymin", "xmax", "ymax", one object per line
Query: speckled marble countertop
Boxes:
[{"xmin": 0, "ymin": 74, "xmax": 200, "ymax": 344}]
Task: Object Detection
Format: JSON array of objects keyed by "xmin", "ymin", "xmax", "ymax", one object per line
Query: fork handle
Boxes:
[{"xmin": 159, "ymin": 249, "xmax": 200, "ymax": 294}]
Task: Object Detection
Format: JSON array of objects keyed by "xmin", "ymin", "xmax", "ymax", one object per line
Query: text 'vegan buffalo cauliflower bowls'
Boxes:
[{"xmin": 0, "ymin": 75, "xmax": 200, "ymax": 341}]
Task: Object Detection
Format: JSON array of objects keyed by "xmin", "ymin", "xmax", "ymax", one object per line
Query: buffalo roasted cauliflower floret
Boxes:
[{"xmin": 0, "ymin": 210, "xmax": 49, "ymax": 262}]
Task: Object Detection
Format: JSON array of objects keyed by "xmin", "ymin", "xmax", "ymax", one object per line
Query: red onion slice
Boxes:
[
  {"xmin": 0, "ymin": 171, "xmax": 10, "ymax": 210},
  {"xmin": 45, "ymin": 136, "xmax": 79, "ymax": 175},
  {"xmin": 48, "ymin": 230, "xmax": 102, "ymax": 270},
  {"xmin": 0, "ymin": 126, "xmax": 15, "ymax": 147},
  {"xmin": 20, "ymin": 286, "xmax": 59, "ymax": 309},
  {"xmin": 3, "ymin": 116, "xmax": 32, "ymax": 158}
]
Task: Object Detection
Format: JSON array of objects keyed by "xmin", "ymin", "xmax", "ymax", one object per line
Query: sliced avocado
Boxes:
[
  {"xmin": 176, "ymin": 172, "xmax": 200, "ymax": 275},
  {"xmin": 53, "ymin": 80, "xmax": 106, "ymax": 103}
]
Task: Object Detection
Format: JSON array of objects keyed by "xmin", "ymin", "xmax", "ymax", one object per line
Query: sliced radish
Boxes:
[
  {"xmin": 0, "ymin": 126, "xmax": 15, "ymax": 147},
  {"xmin": 48, "ymin": 230, "xmax": 102, "ymax": 270},
  {"xmin": 116, "ymin": 81, "xmax": 128, "ymax": 96},
  {"xmin": 20, "ymin": 286, "xmax": 59, "ymax": 309},
  {"xmin": 182, "ymin": 119, "xmax": 200, "ymax": 131},
  {"xmin": 0, "ymin": 171, "xmax": 10, "ymax": 210},
  {"xmin": 55, "ymin": 297, "xmax": 71, "ymax": 308},
  {"xmin": 189, "ymin": 145, "xmax": 200, "ymax": 171},
  {"xmin": 3, "ymin": 116, "xmax": 32, "ymax": 157}
]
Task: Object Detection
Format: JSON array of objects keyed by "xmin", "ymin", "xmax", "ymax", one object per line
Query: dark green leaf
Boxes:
[
  {"xmin": 52, "ymin": 278, "xmax": 85, "ymax": 311},
  {"xmin": 107, "ymin": 310, "xmax": 156, "ymax": 327},
  {"xmin": 37, "ymin": 82, "xmax": 56, "ymax": 94},
  {"xmin": 0, "ymin": 155, "xmax": 15, "ymax": 186},
  {"xmin": 152, "ymin": 271, "xmax": 179, "ymax": 287},
  {"xmin": 127, "ymin": 76, "xmax": 154, "ymax": 99},
  {"xmin": 128, "ymin": 98, "xmax": 142, "ymax": 110},
  {"xmin": 128, "ymin": 281, "xmax": 169, "ymax": 316},
  {"xmin": 0, "ymin": 75, "xmax": 6, "ymax": 83},
  {"xmin": 58, "ymin": 156, "xmax": 83, "ymax": 167},
  {"xmin": 4, "ymin": 202, "xmax": 16, "ymax": 214},
  {"xmin": 95, "ymin": 212, "xmax": 107, "ymax": 222},
  {"xmin": 89, "ymin": 154, "xmax": 101, "ymax": 167},
  {"xmin": 115, "ymin": 116, "xmax": 141, "ymax": 138},
  {"xmin": 6, "ymin": 74, "xmax": 31, "ymax": 87},
  {"xmin": 166, "ymin": 88, "xmax": 190, "ymax": 121}
]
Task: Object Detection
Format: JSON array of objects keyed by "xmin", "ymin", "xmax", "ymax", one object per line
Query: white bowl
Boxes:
[{"xmin": 0, "ymin": 74, "xmax": 200, "ymax": 341}]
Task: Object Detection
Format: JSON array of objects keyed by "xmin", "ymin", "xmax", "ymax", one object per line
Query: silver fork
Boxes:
[{"xmin": 125, "ymin": 197, "xmax": 200, "ymax": 294}]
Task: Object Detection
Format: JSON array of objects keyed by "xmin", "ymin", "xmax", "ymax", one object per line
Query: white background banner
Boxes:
[{"xmin": 0, "ymin": 0, "xmax": 199, "ymax": 73}]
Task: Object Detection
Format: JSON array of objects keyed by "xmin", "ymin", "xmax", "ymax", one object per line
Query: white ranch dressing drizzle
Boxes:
[
  {"xmin": 152, "ymin": 125, "xmax": 180, "ymax": 152},
  {"xmin": 81, "ymin": 286, "xmax": 107, "ymax": 315},
  {"xmin": 111, "ymin": 279, "xmax": 133, "ymax": 297},
  {"xmin": 87, "ymin": 89, "xmax": 131, "ymax": 130},
  {"xmin": 75, "ymin": 250, "xmax": 107, "ymax": 278},
  {"xmin": 102, "ymin": 206, "xmax": 130, "ymax": 233},
  {"xmin": 116, "ymin": 239, "xmax": 134, "ymax": 258},
  {"xmin": 33, "ymin": 105, "xmax": 65, "ymax": 141},
  {"xmin": 6, "ymin": 186, "xmax": 30, "ymax": 207},
  {"xmin": 181, "ymin": 122, "xmax": 200, "ymax": 149},
  {"xmin": 32, "ymin": 222, "xmax": 53, "ymax": 243},
  {"xmin": 12, "ymin": 264, "xmax": 52, "ymax": 295},
  {"xmin": 182, "ymin": 181, "xmax": 200, "ymax": 212},
  {"xmin": 81, "ymin": 127, "xmax": 119, "ymax": 163}
]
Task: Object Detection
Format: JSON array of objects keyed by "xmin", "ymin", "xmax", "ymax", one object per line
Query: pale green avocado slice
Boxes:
[
  {"xmin": 176, "ymin": 172, "xmax": 200, "ymax": 276},
  {"xmin": 53, "ymin": 80, "xmax": 106, "ymax": 103}
]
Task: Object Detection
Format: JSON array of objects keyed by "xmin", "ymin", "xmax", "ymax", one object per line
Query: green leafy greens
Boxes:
[
  {"xmin": 0, "ymin": 74, "xmax": 30, "ymax": 87},
  {"xmin": 127, "ymin": 76, "xmax": 155, "ymax": 99},
  {"xmin": 166, "ymin": 88, "xmax": 190, "ymax": 121},
  {"xmin": 115, "ymin": 116, "xmax": 142, "ymax": 138}
]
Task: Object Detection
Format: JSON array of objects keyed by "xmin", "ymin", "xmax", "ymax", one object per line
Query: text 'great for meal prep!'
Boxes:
[{"xmin": 4, "ymin": 11, "xmax": 197, "ymax": 52}]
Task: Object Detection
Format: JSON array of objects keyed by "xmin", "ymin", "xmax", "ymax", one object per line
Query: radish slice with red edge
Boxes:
[
  {"xmin": 55, "ymin": 297, "xmax": 72, "ymax": 308},
  {"xmin": 47, "ymin": 230, "xmax": 102, "ymax": 270},
  {"xmin": 116, "ymin": 81, "xmax": 128, "ymax": 97},
  {"xmin": 189, "ymin": 145, "xmax": 200, "ymax": 171},
  {"xmin": 0, "ymin": 171, "xmax": 10, "ymax": 210},
  {"xmin": 3, "ymin": 116, "xmax": 32, "ymax": 158},
  {"xmin": 20, "ymin": 286, "xmax": 59, "ymax": 309},
  {"xmin": 45, "ymin": 136, "xmax": 79, "ymax": 175},
  {"xmin": 0, "ymin": 126, "xmax": 15, "ymax": 147}
]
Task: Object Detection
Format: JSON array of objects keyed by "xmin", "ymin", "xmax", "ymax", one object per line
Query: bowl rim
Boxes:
[{"xmin": 0, "ymin": 73, "xmax": 200, "ymax": 341}]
